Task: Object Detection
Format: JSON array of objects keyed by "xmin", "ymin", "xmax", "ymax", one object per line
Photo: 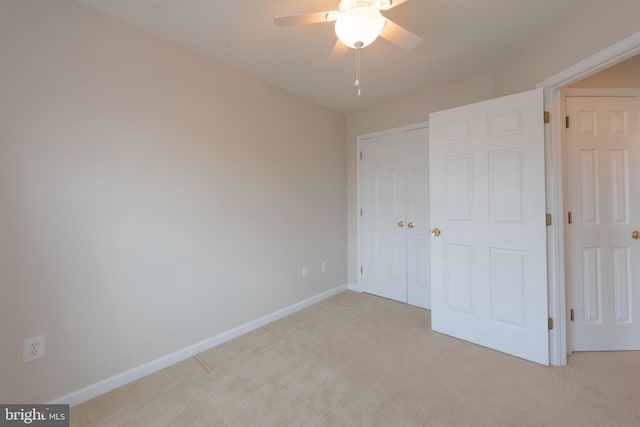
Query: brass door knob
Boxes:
[
  {"xmin": 633, "ymin": 230, "xmax": 640, "ymax": 240},
  {"xmin": 397, "ymin": 221, "xmax": 405, "ymax": 228},
  {"xmin": 431, "ymin": 228, "xmax": 441, "ymax": 237},
  {"xmin": 408, "ymin": 222, "xmax": 415, "ymax": 229}
]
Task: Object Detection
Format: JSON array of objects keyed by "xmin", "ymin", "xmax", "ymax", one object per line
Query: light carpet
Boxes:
[{"xmin": 71, "ymin": 291, "xmax": 640, "ymax": 426}]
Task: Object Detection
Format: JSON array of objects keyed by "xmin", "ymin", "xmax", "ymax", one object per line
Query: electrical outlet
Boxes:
[
  {"xmin": 321, "ymin": 261, "xmax": 327, "ymax": 273},
  {"xmin": 302, "ymin": 266, "xmax": 308, "ymax": 279},
  {"xmin": 23, "ymin": 335, "xmax": 45, "ymax": 363}
]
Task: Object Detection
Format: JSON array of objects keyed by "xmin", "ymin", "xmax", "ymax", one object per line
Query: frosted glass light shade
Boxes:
[{"xmin": 334, "ymin": 7, "xmax": 386, "ymax": 49}]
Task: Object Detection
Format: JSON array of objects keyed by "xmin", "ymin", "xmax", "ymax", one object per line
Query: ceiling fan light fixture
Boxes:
[
  {"xmin": 334, "ymin": 7, "xmax": 386, "ymax": 49},
  {"xmin": 274, "ymin": 0, "xmax": 420, "ymax": 97}
]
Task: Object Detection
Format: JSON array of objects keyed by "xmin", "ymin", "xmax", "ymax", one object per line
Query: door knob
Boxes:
[
  {"xmin": 431, "ymin": 228, "xmax": 441, "ymax": 237},
  {"xmin": 397, "ymin": 221, "xmax": 405, "ymax": 228},
  {"xmin": 633, "ymin": 230, "xmax": 640, "ymax": 240},
  {"xmin": 408, "ymin": 222, "xmax": 415, "ymax": 229}
]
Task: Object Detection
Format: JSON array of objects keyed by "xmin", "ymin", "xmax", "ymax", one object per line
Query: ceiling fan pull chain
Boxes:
[{"xmin": 355, "ymin": 44, "xmax": 362, "ymax": 96}]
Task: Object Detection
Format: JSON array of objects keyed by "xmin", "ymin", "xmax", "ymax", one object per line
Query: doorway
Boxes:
[
  {"xmin": 538, "ymin": 32, "xmax": 640, "ymax": 365},
  {"xmin": 563, "ymin": 89, "xmax": 640, "ymax": 351}
]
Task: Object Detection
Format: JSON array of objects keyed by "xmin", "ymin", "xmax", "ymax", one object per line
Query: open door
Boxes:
[{"xmin": 429, "ymin": 89, "xmax": 549, "ymax": 365}]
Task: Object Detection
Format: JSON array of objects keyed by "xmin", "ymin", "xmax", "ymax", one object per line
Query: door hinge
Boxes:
[
  {"xmin": 548, "ymin": 317, "xmax": 554, "ymax": 330},
  {"xmin": 568, "ymin": 212, "xmax": 573, "ymax": 224},
  {"xmin": 565, "ymin": 116, "xmax": 570, "ymax": 128},
  {"xmin": 360, "ymin": 208, "xmax": 363, "ymax": 216},
  {"xmin": 570, "ymin": 309, "xmax": 575, "ymax": 322},
  {"xmin": 360, "ymin": 265, "xmax": 363, "ymax": 274},
  {"xmin": 546, "ymin": 213, "xmax": 552, "ymax": 226},
  {"xmin": 544, "ymin": 111, "xmax": 550, "ymax": 124},
  {"xmin": 360, "ymin": 151, "xmax": 363, "ymax": 160}
]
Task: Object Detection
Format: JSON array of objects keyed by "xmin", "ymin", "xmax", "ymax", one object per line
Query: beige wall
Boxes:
[
  {"xmin": 0, "ymin": 0, "xmax": 346, "ymax": 403},
  {"xmin": 493, "ymin": 0, "xmax": 640, "ymax": 96}
]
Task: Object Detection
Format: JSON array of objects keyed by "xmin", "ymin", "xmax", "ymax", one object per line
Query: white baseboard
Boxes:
[
  {"xmin": 347, "ymin": 283, "xmax": 362, "ymax": 292},
  {"xmin": 49, "ymin": 284, "xmax": 348, "ymax": 407}
]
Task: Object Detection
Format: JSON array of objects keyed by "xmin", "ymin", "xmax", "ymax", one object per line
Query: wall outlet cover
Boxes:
[{"xmin": 23, "ymin": 335, "xmax": 45, "ymax": 363}]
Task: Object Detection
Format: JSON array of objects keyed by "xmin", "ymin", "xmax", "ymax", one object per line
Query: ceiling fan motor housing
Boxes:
[
  {"xmin": 274, "ymin": 0, "xmax": 419, "ymax": 52},
  {"xmin": 338, "ymin": 0, "xmax": 391, "ymax": 12},
  {"xmin": 334, "ymin": 3, "xmax": 386, "ymax": 48}
]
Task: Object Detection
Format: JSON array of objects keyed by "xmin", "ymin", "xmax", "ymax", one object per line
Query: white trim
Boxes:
[
  {"xmin": 541, "ymin": 88, "xmax": 567, "ymax": 367},
  {"xmin": 537, "ymin": 31, "xmax": 640, "ymax": 366},
  {"xmin": 537, "ymin": 33, "xmax": 640, "ymax": 90},
  {"xmin": 48, "ymin": 284, "xmax": 348, "ymax": 407},
  {"xmin": 356, "ymin": 121, "xmax": 429, "ymax": 295},
  {"xmin": 357, "ymin": 121, "xmax": 430, "ymax": 142},
  {"xmin": 348, "ymin": 283, "xmax": 362, "ymax": 292}
]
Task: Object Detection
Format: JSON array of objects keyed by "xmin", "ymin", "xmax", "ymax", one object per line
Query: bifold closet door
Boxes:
[
  {"xmin": 405, "ymin": 127, "xmax": 430, "ymax": 309},
  {"xmin": 360, "ymin": 126, "xmax": 430, "ymax": 309}
]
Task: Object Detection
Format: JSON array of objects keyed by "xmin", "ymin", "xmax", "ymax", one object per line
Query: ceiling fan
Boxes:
[{"xmin": 274, "ymin": 0, "xmax": 421, "ymax": 65}]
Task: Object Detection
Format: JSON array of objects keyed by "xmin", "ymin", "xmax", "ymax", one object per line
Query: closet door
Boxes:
[
  {"xmin": 359, "ymin": 125, "xmax": 430, "ymax": 308},
  {"xmin": 360, "ymin": 131, "xmax": 408, "ymax": 303},
  {"xmin": 406, "ymin": 127, "xmax": 430, "ymax": 308}
]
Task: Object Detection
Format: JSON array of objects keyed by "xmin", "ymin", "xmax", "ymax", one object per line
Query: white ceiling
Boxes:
[{"xmin": 73, "ymin": 0, "xmax": 590, "ymax": 113}]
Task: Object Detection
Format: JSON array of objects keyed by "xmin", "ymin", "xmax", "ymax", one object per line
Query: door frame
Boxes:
[
  {"xmin": 538, "ymin": 31, "xmax": 640, "ymax": 366},
  {"xmin": 355, "ymin": 121, "xmax": 429, "ymax": 295}
]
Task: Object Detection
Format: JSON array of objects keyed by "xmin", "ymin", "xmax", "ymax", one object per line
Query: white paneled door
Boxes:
[
  {"xmin": 360, "ymin": 126, "xmax": 430, "ymax": 308},
  {"xmin": 429, "ymin": 89, "xmax": 549, "ymax": 365},
  {"xmin": 566, "ymin": 93, "xmax": 640, "ymax": 351},
  {"xmin": 406, "ymin": 128, "xmax": 431, "ymax": 309},
  {"xmin": 361, "ymin": 131, "xmax": 407, "ymax": 303}
]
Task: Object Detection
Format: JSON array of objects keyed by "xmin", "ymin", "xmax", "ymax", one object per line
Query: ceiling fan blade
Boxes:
[
  {"xmin": 273, "ymin": 11, "xmax": 337, "ymax": 27},
  {"xmin": 329, "ymin": 39, "xmax": 349, "ymax": 61},
  {"xmin": 379, "ymin": 0, "xmax": 411, "ymax": 11},
  {"xmin": 379, "ymin": 18, "xmax": 421, "ymax": 50}
]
